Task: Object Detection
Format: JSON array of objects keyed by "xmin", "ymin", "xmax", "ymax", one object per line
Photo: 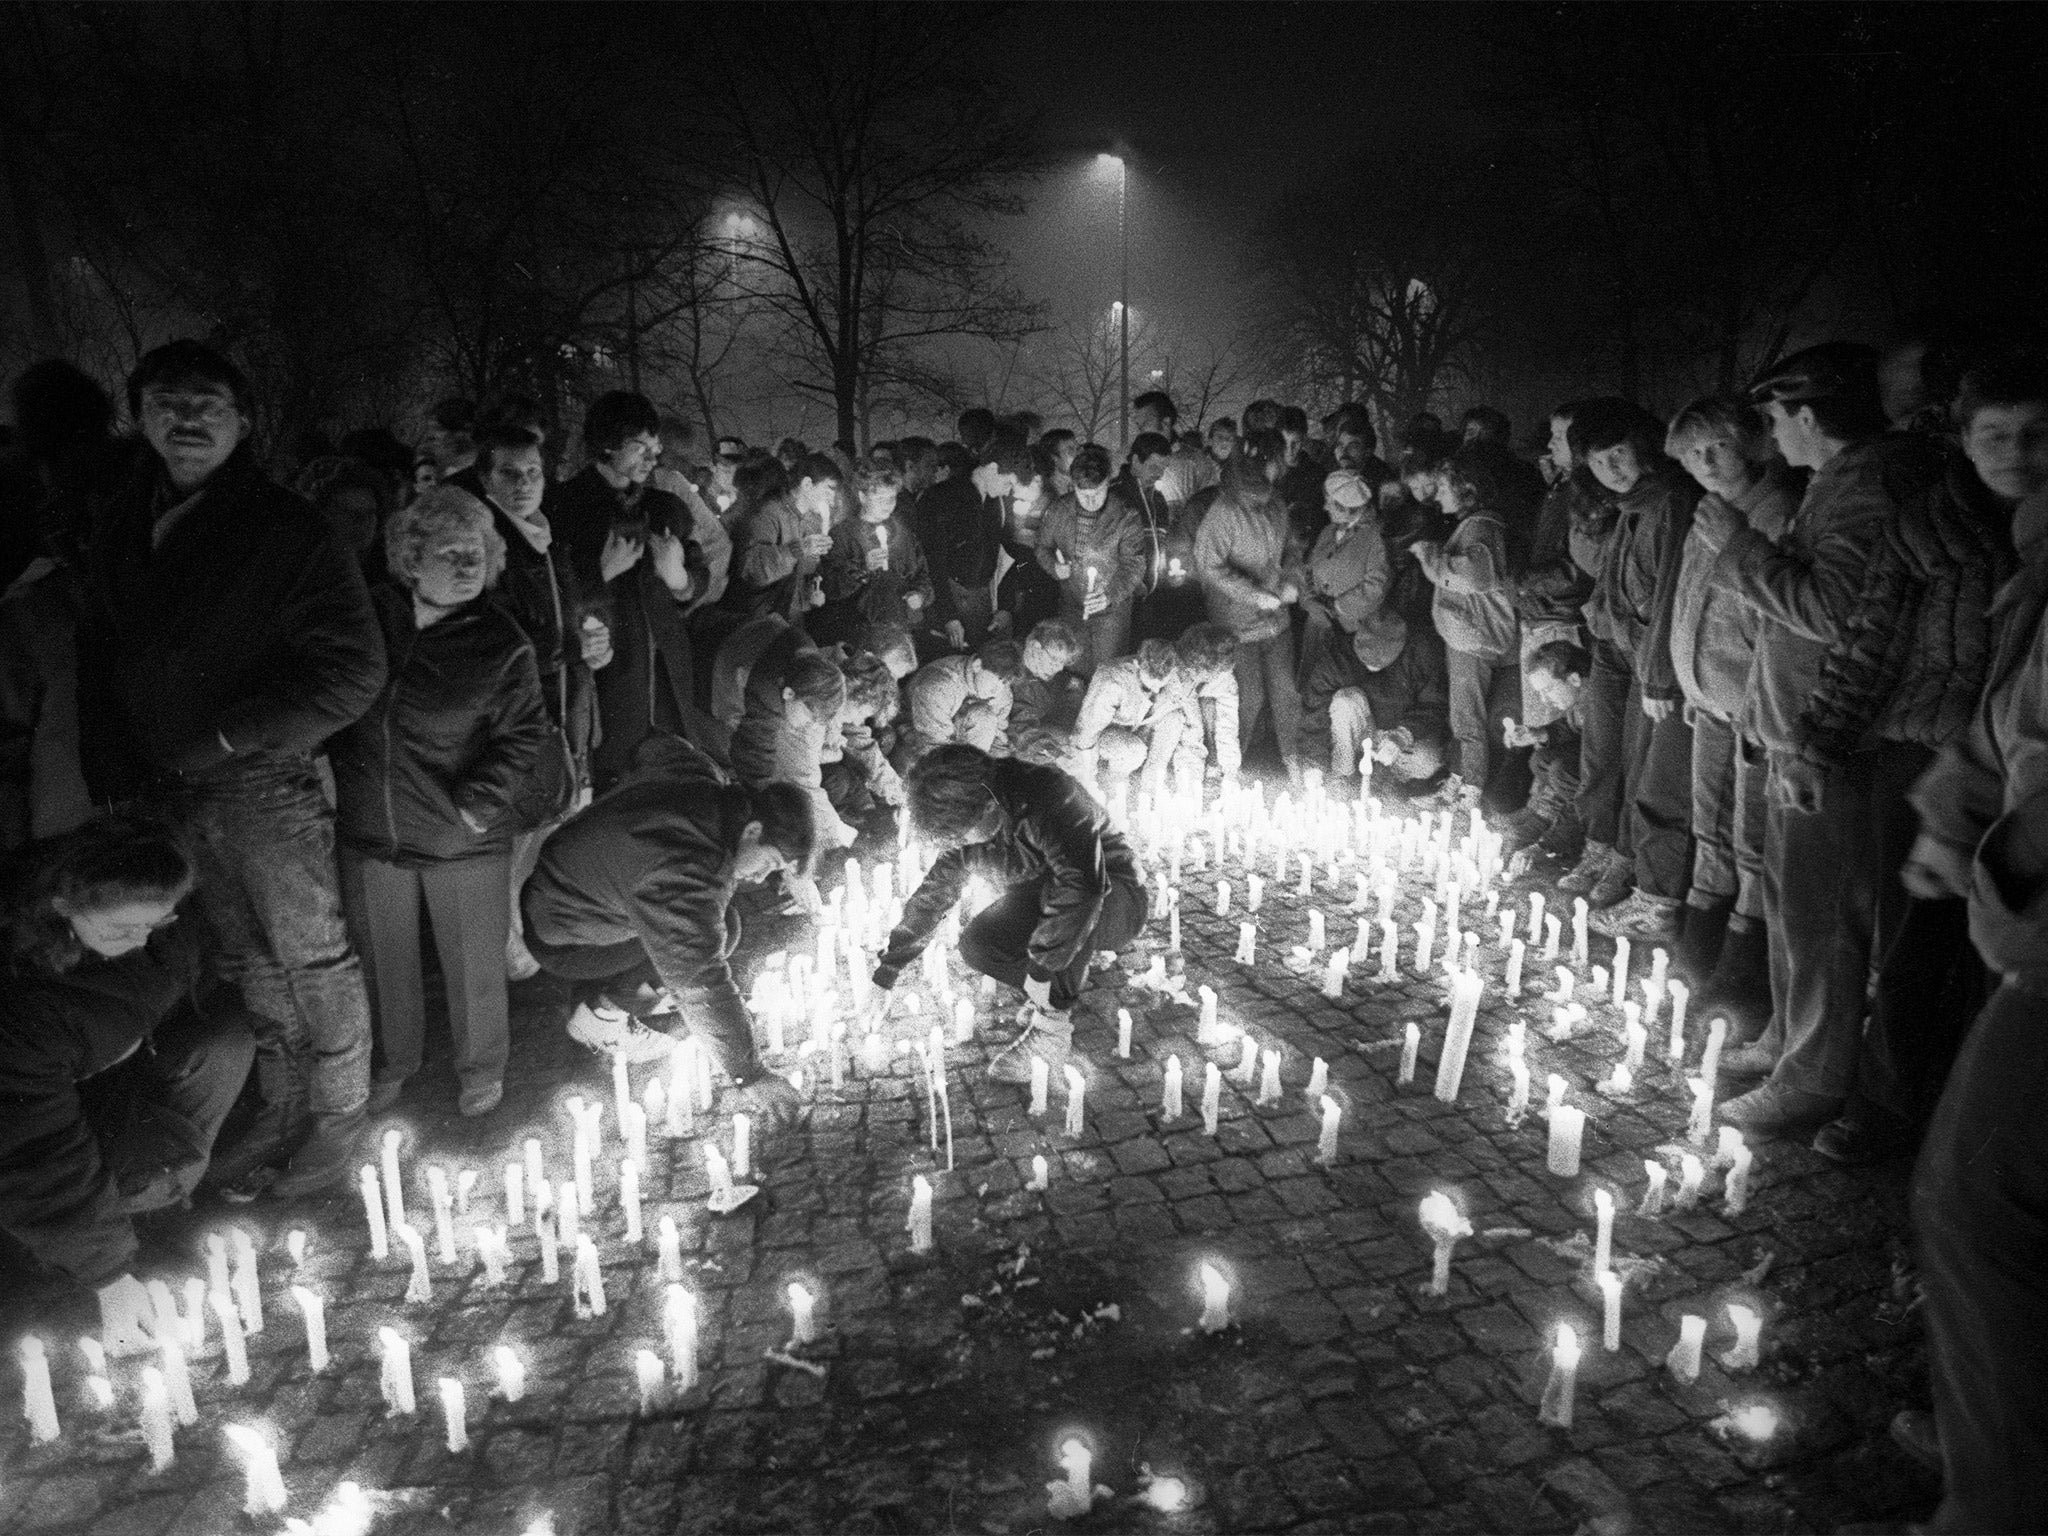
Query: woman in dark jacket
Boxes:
[
  {"xmin": 331, "ymin": 486, "xmax": 548, "ymax": 1118},
  {"xmin": 0, "ymin": 815, "xmax": 254, "ymax": 1288}
]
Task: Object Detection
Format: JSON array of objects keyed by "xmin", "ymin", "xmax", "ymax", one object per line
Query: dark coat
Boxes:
[
  {"xmin": 77, "ymin": 452, "xmax": 386, "ymax": 799},
  {"xmin": 331, "ymin": 585, "xmax": 549, "ymax": 865},
  {"xmin": 874, "ymin": 758, "xmax": 1146, "ymax": 989},
  {"xmin": 1299, "ymin": 623, "xmax": 1452, "ymax": 757},
  {"xmin": 913, "ymin": 476, "xmax": 1000, "ymax": 608}
]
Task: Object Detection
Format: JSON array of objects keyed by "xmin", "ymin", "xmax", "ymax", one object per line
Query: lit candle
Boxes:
[
  {"xmin": 1674, "ymin": 1152, "xmax": 1704, "ymax": 1209},
  {"xmin": 1306, "ymin": 1057, "xmax": 1329, "ymax": 1100},
  {"xmin": 382, "ymin": 1128, "xmax": 407, "ymax": 1235},
  {"xmin": 1029, "ymin": 1056, "xmax": 1049, "ymax": 1117},
  {"xmin": 224, "ymin": 1424, "xmax": 287, "ymax": 1515},
  {"xmin": 1233, "ymin": 1032, "xmax": 1259, "ymax": 1087},
  {"xmin": 20, "ymin": 1338, "xmax": 58, "ymax": 1442},
  {"xmin": 664, "ymin": 1287, "xmax": 698, "ymax": 1392},
  {"xmin": 1666, "ymin": 981, "xmax": 1691, "ymax": 1062},
  {"xmin": 1666, "ymin": 1314, "xmax": 1706, "ymax": 1383},
  {"xmin": 1257, "ymin": 1048, "xmax": 1283, "ymax": 1105},
  {"xmin": 378, "ymin": 1327, "xmax": 415, "ymax": 1415},
  {"xmin": 77, "ymin": 1336, "xmax": 105, "ymax": 1380},
  {"xmin": 1723, "ymin": 1303, "xmax": 1762, "ymax": 1371},
  {"xmin": 286, "ymin": 1229, "xmax": 306, "ymax": 1266},
  {"xmin": 788, "ymin": 1281, "xmax": 818, "ymax": 1346},
  {"xmin": 1527, "ymin": 892, "xmax": 1545, "ymax": 945},
  {"xmin": 645, "ymin": 1076, "xmax": 667, "ymax": 1135},
  {"xmin": 1317, "ymin": 1094, "xmax": 1342, "ymax": 1166},
  {"xmin": 1700, "ymin": 1016, "xmax": 1728, "ymax": 1097},
  {"xmin": 1435, "ymin": 971, "xmax": 1485, "ymax": 1103},
  {"xmin": 1599, "ymin": 1269, "xmax": 1623, "ymax": 1351},
  {"xmin": 1592, "ymin": 1189, "xmax": 1615, "ymax": 1277},
  {"xmin": 206, "ymin": 1231, "xmax": 232, "ymax": 1304},
  {"xmin": 624, "ymin": 1103, "xmax": 648, "ymax": 1171},
  {"xmin": 1308, "ymin": 909, "xmax": 1326, "ymax": 952},
  {"xmin": 557, "ymin": 1177, "xmax": 581, "ymax": 1247},
  {"xmin": 1419, "ymin": 1192, "xmax": 1471, "ymax": 1295},
  {"xmin": 1248, "ymin": 874, "xmax": 1264, "ymax": 912},
  {"xmin": 229, "ymin": 1228, "xmax": 262, "ymax": 1334},
  {"xmin": 1398, "ymin": 1022, "xmax": 1420, "ymax": 1085},
  {"xmin": 1543, "ymin": 913, "xmax": 1561, "ymax": 961},
  {"xmin": 1506, "ymin": 937, "xmax": 1525, "ymax": 995},
  {"xmin": 1638, "ymin": 1159, "xmax": 1668, "ymax": 1216},
  {"xmin": 438, "ymin": 1377, "xmax": 468, "ymax": 1453},
  {"xmin": 1215, "ymin": 880, "xmax": 1230, "ymax": 917},
  {"xmin": 1378, "ymin": 918, "xmax": 1399, "ymax": 981},
  {"xmin": 181, "ymin": 1276, "xmax": 207, "ymax": 1354},
  {"xmin": 635, "ymin": 1349, "xmax": 666, "ymax": 1417},
  {"xmin": 705, "ymin": 1146, "xmax": 735, "ymax": 1210},
  {"xmin": 1538, "ymin": 1324, "xmax": 1580, "ymax": 1428},
  {"xmin": 1116, "ymin": 1008, "xmax": 1132, "ymax": 1058},
  {"xmin": 288, "ymin": 1286, "xmax": 328, "ymax": 1373},
  {"xmin": 1197, "ymin": 1261, "xmax": 1231, "ymax": 1332},
  {"xmin": 428, "ymin": 1166, "xmax": 456, "ymax": 1264},
  {"xmin": 620, "ymin": 1159, "xmax": 643, "ymax": 1243},
  {"xmin": 159, "ymin": 1332, "xmax": 196, "ymax": 1425},
  {"xmin": 1202, "ymin": 1062, "xmax": 1222, "ymax": 1136},
  {"xmin": 1547, "ymin": 1104, "xmax": 1586, "ymax": 1177},
  {"xmin": 140, "ymin": 1367, "xmax": 176, "ymax": 1471},
  {"xmin": 908, "ymin": 1175, "xmax": 934, "ymax": 1253},
  {"xmin": 1235, "ymin": 920, "xmax": 1256, "ymax": 964},
  {"xmin": 478, "ymin": 1225, "xmax": 510, "ymax": 1287},
  {"xmin": 1415, "ymin": 910, "xmax": 1435, "ymax": 974},
  {"xmin": 1571, "ymin": 898, "xmax": 1589, "ymax": 970},
  {"xmin": 570, "ymin": 1099, "xmax": 596, "ymax": 1215},
  {"xmin": 1610, "ymin": 937, "xmax": 1631, "ymax": 1008},
  {"xmin": 1724, "ymin": 1140, "xmax": 1754, "ymax": 1214},
  {"xmin": 524, "ymin": 1138, "xmax": 546, "ymax": 1217},
  {"xmin": 1586, "ymin": 965, "xmax": 1607, "ymax": 1001},
  {"xmin": 211, "ymin": 1291, "xmax": 250, "ymax": 1386},
  {"xmin": 1506, "ymin": 1058, "xmax": 1531, "ymax": 1126},
  {"xmin": 573, "ymin": 1234, "xmax": 608, "ymax": 1316},
  {"xmin": 1687, "ymin": 1074, "xmax": 1714, "ymax": 1145},
  {"xmin": 398, "ymin": 1224, "xmax": 432, "ymax": 1303},
  {"xmin": 1623, "ymin": 1013, "xmax": 1647, "ymax": 1072},
  {"xmin": 456, "ymin": 1168, "xmax": 478, "ymax": 1218},
  {"xmin": 493, "ymin": 1344, "xmax": 526, "ymax": 1403},
  {"xmin": 1064, "ymin": 1065, "xmax": 1087, "ymax": 1135},
  {"xmin": 1028, "ymin": 1154, "xmax": 1049, "ymax": 1191}
]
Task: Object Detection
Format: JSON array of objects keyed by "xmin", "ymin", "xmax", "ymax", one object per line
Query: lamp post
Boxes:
[{"xmin": 1116, "ymin": 157, "xmax": 1130, "ymax": 456}]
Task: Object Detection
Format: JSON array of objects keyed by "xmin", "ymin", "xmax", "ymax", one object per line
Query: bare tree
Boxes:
[{"xmin": 1022, "ymin": 312, "xmax": 1163, "ymax": 443}]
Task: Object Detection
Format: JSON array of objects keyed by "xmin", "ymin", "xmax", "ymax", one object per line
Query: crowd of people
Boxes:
[{"xmin": 1, "ymin": 330, "xmax": 2045, "ymax": 1529}]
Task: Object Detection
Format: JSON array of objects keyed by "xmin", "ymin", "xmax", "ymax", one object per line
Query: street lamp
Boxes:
[{"xmin": 1096, "ymin": 153, "xmax": 1130, "ymax": 454}]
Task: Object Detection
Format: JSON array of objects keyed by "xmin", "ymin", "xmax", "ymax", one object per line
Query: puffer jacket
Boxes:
[
  {"xmin": 1666, "ymin": 464, "xmax": 1801, "ymax": 720},
  {"xmin": 872, "ymin": 758, "xmax": 1147, "ymax": 989},
  {"xmin": 0, "ymin": 923, "xmax": 212, "ymax": 1285},
  {"xmin": 1428, "ymin": 511, "xmax": 1517, "ymax": 660},
  {"xmin": 1715, "ymin": 434, "xmax": 1945, "ymax": 753},
  {"xmin": 1303, "ymin": 515, "xmax": 1392, "ymax": 635},
  {"xmin": 905, "ymin": 655, "xmax": 1012, "ymax": 749},
  {"xmin": 331, "ymin": 585, "xmax": 549, "ymax": 865},
  {"xmin": 1798, "ymin": 453, "xmax": 2016, "ymax": 765},
  {"xmin": 473, "ymin": 499, "xmax": 599, "ymax": 801},
  {"xmin": 737, "ymin": 493, "xmax": 828, "ymax": 622},
  {"xmin": 1194, "ymin": 483, "xmax": 1301, "ymax": 643},
  {"xmin": 1070, "ymin": 656, "xmax": 1180, "ymax": 751},
  {"xmin": 1036, "ymin": 488, "xmax": 1149, "ymax": 618},
  {"xmin": 1585, "ymin": 466, "xmax": 1698, "ymax": 694}
]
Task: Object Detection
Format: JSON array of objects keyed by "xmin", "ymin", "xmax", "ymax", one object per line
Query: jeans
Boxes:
[
  {"xmin": 1687, "ymin": 710, "xmax": 1767, "ymax": 916},
  {"xmin": 1445, "ymin": 648, "xmax": 1516, "ymax": 795},
  {"xmin": 1912, "ymin": 980, "xmax": 2048, "ymax": 1534},
  {"xmin": 340, "ymin": 850, "xmax": 512, "ymax": 1095},
  {"xmin": 159, "ymin": 756, "xmax": 372, "ymax": 1132},
  {"xmin": 1623, "ymin": 684, "xmax": 1693, "ymax": 901},
  {"xmin": 958, "ymin": 874, "xmax": 1150, "ymax": 1010},
  {"xmin": 1232, "ymin": 631, "xmax": 1302, "ymax": 773},
  {"xmin": 1758, "ymin": 742, "xmax": 1928, "ymax": 1098},
  {"xmin": 1577, "ymin": 640, "xmax": 1633, "ymax": 847}
]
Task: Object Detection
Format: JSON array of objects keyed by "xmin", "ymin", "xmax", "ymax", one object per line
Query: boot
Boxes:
[
  {"xmin": 1699, "ymin": 916, "xmax": 1771, "ymax": 1032},
  {"xmin": 1556, "ymin": 840, "xmax": 1615, "ymax": 897},
  {"xmin": 1586, "ymin": 848, "xmax": 1635, "ymax": 910},
  {"xmin": 268, "ymin": 1107, "xmax": 369, "ymax": 1200},
  {"xmin": 1675, "ymin": 897, "xmax": 1731, "ymax": 984},
  {"xmin": 987, "ymin": 1009, "xmax": 1074, "ymax": 1085}
]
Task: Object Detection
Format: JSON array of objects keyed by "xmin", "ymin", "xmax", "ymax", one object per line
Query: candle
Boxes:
[
  {"xmin": 1599, "ymin": 1061, "xmax": 1633, "ymax": 1095},
  {"xmin": 1419, "ymin": 1192, "xmax": 1471, "ymax": 1295},
  {"xmin": 1687, "ymin": 1074, "xmax": 1714, "ymax": 1145},
  {"xmin": 558, "ymin": 1178, "xmax": 581, "ymax": 1247},
  {"xmin": 1434, "ymin": 971, "xmax": 1485, "ymax": 1103},
  {"xmin": 1316, "ymin": 1094, "xmax": 1342, "ymax": 1165},
  {"xmin": 1725, "ymin": 1140, "xmax": 1754, "ymax": 1214},
  {"xmin": 1666, "ymin": 1314, "xmax": 1706, "ymax": 1383},
  {"xmin": 159, "ymin": 1330, "xmax": 197, "ymax": 1425},
  {"xmin": 399, "ymin": 1224, "xmax": 432, "ymax": 1303},
  {"xmin": 493, "ymin": 1344, "xmax": 526, "ymax": 1403},
  {"xmin": 478, "ymin": 1225, "xmax": 510, "ymax": 1287},
  {"xmin": 180, "ymin": 1275, "xmax": 208, "ymax": 1354},
  {"xmin": 645, "ymin": 1076, "xmax": 667, "ymax": 1135},
  {"xmin": 1064, "ymin": 1065, "xmax": 1087, "ymax": 1134},
  {"xmin": 1248, "ymin": 874, "xmax": 1264, "ymax": 911},
  {"xmin": 1233, "ymin": 1032, "xmax": 1259, "ymax": 1087},
  {"xmin": 1527, "ymin": 892, "xmax": 1545, "ymax": 944},
  {"xmin": 1674, "ymin": 1152, "xmax": 1705, "ymax": 1209},
  {"xmin": 573, "ymin": 1235, "xmax": 607, "ymax": 1317},
  {"xmin": 456, "ymin": 1168, "xmax": 478, "ymax": 1218},
  {"xmin": 20, "ymin": 1338, "xmax": 58, "ymax": 1442},
  {"xmin": 1378, "ymin": 918, "xmax": 1399, "ymax": 981},
  {"xmin": 285, "ymin": 1285, "xmax": 328, "ymax": 1374},
  {"xmin": 1505, "ymin": 937, "xmax": 1525, "ymax": 995},
  {"xmin": 1257, "ymin": 1048, "xmax": 1283, "ymax": 1105},
  {"xmin": 140, "ymin": 1367, "xmax": 176, "ymax": 1471},
  {"xmin": 957, "ymin": 998, "xmax": 978, "ymax": 1045},
  {"xmin": 1308, "ymin": 909, "xmax": 1326, "ymax": 952},
  {"xmin": 1215, "ymin": 880, "xmax": 1230, "ymax": 917},
  {"xmin": 1197, "ymin": 1261, "xmax": 1231, "ymax": 1332},
  {"xmin": 211, "ymin": 1291, "xmax": 250, "ymax": 1385},
  {"xmin": 1051, "ymin": 1437, "xmax": 1097, "ymax": 1518},
  {"xmin": 664, "ymin": 1287, "xmax": 698, "ymax": 1392},
  {"xmin": 1538, "ymin": 1324, "xmax": 1580, "ymax": 1428},
  {"xmin": 1116, "ymin": 1008, "xmax": 1132, "ymax": 1058},
  {"xmin": 1547, "ymin": 1104, "xmax": 1586, "ymax": 1177},
  {"xmin": 1636, "ymin": 1159, "xmax": 1668, "ymax": 1217},
  {"xmin": 620, "ymin": 1159, "xmax": 643, "ymax": 1242},
  {"xmin": 382, "ymin": 1128, "xmax": 407, "ymax": 1234},
  {"xmin": 206, "ymin": 1231, "xmax": 232, "ymax": 1304},
  {"xmin": 1306, "ymin": 1057, "xmax": 1329, "ymax": 1101},
  {"xmin": 503, "ymin": 1162, "xmax": 525, "ymax": 1230},
  {"xmin": 1667, "ymin": 981, "xmax": 1691, "ymax": 1062},
  {"xmin": 378, "ymin": 1327, "xmax": 415, "ymax": 1415},
  {"xmin": 1723, "ymin": 1303, "xmax": 1762, "ymax": 1371},
  {"xmin": 624, "ymin": 1103, "xmax": 649, "ymax": 1171},
  {"xmin": 1028, "ymin": 1154, "xmax": 1049, "ymax": 1191},
  {"xmin": 705, "ymin": 1146, "xmax": 735, "ymax": 1210},
  {"xmin": 1586, "ymin": 965, "xmax": 1607, "ymax": 1001},
  {"xmin": 635, "ymin": 1349, "xmax": 666, "ymax": 1417},
  {"xmin": 1623, "ymin": 1014, "xmax": 1647, "ymax": 1072},
  {"xmin": 429, "ymin": 1166, "xmax": 456, "ymax": 1264},
  {"xmin": 77, "ymin": 1336, "xmax": 105, "ymax": 1379},
  {"xmin": 1700, "ymin": 1016, "xmax": 1728, "ymax": 1096},
  {"xmin": 788, "ymin": 1281, "xmax": 818, "ymax": 1346},
  {"xmin": 1415, "ymin": 912, "xmax": 1435, "ymax": 974},
  {"xmin": 908, "ymin": 1175, "xmax": 934, "ymax": 1253},
  {"xmin": 229, "ymin": 1228, "xmax": 262, "ymax": 1334},
  {"xmin": 1592, "ymin": 1189, "xmax": 1615, "ymax": 1277},
  {"xmin": 524, "ymin": 1138, "xmax": 546, "ymax": 1216},
  {"xmin": 1029, "ymin": 1056, "xmax": 1049, "ymax": 1117},
  {"xmin": 224, "ymin": 1424, "xmax": 287, "ymax": 1515},
  {"xmin": 1398, "ymin": 1022, "xmax": 1420, "ymax": 1085},
  {"xmin": 1506, "ymin": 1058, "xmax": 1530, "ymax": 1126},
  {"xmin": 1610, "ymin": 936, "xmax": 1631, "ymax": 1008},
  {"xmin": 438, "ymin": 1377, "xmax": 468, "ymax": 1453},
  {"xmin": 570, "ymin": 1099, "xmax": 596, "ymax": 1215},
  {"xmin": 1571, "ymin": 898, "xmax": 1589, "ymax": 970},
  {"xmin": 1543, "ymin": 913, "xmax": 1561, "ymax": 961},
  {"xmin": 1235, "ymin": 920, "xmax": 1256, "ymax": 964},
  {"xmin": 1593, "ymin": 1269, "xmax": 1623, "ymax": 1353},
  {"xmin": 1202, "ymin": 1062, "xmax": 1222, "ymax": 1136}
]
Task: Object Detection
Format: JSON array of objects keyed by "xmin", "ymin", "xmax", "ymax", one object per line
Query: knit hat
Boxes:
[
  {"xmin": 1352, "ymin": 609, "xmax": 1408, "ymax": 670},
  {"xmin": 1324, "ymin": 469, "xmax": 1374, "ymax": 509}
]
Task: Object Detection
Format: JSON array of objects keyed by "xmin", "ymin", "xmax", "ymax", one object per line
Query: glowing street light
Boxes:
[{"xmin": 1095, "ymin": 152, "xmax": 1130, "ymax": 453}]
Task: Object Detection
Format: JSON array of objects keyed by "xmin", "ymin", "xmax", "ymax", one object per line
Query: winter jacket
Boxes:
[
  {"xmin": 1909, "ymin": 523, "xmax": 2048, "ymax": 986},
  {"xmin": 1518, "ymin": 476, "xmax": 1604, "ymax": 628},
  {"xmin": 1035, "ymin": 489, "xmax": 1148, "ymax": 620},
  {"xmin": 1585, "ymin": 466, "xmax": 1699, "ymax": 698},
  {"xmin": 912, "ymin": 477, "xmax": 1001, "ymax": 606},
  {"xmin": 651, "ymin": 466, "xmax": 734, "ymax": 607},
  {"xmin": 1156, "ymin": 444, "xmax": 1221, "ymax": 511},
  {"xmin": 1667, "ymin": 465, "xmax": 1801, "ymax": 721},
  {"xmin": 331, "ymin": 585, "xmax": 549, "ymax": 865},
  {"xmin": 872, "ymin": 758, "xmax": 1147, "ymax": 989},
  {"xmin": 737, "ymin": 493, "xmax": 827, "ymax": 623},
  {"xmin": 1194, "ymin": 484, "xmax": 1302, "ymax": 643},
  {"xmin": 905, "ymin": 655, "xmax": 1012, "ymax": 750},
  {"xmin": 522, "ymin": 736, "xmax": 759, "ymax": 1063},
  {"xmin": 1070, "ymin": 657, "xmax": 1181, "ymax": 752},
  {"xmin": 0, "ymin": 924, "xmax": 213, "ymax": 1285},
  {"xmin": 1714, "ymin": 435, "xmax": 1944, "ymax": 753},
  {"xmin": 725, "ymin": 616, "xmax": 819, "ymax": 787},
  {"xmin": 0, "ymin": 559, "xmax": 91, "ymax": 850},
  {"xmin": 1427, "ymin": 511, "xmax": 1517, "ymax": 661},
  {"xmin": 819, "ymin": 514, "xmax": 935, "ymax": 631},
  {"xmin": 545, "ymin": 469, "xmax": 711, "ymax": 617},
  {"xmin": 1300, "ymin": 624, "xmax": 1452, "ymax": 759},
  {"xmin": 1303, "ymin": 515, "xmax": 1392, "ymax": 636},
  {"xmin": 1007, "ymin": 673, "xmax": 1084, "ymax": 765},
  {"xmin": 77, "ymin": 452, "xmax": 386, "ymax": 798},
  {"xmin": 1797, "ymin": 453, "xmax": 2016, "ymax": 765}
]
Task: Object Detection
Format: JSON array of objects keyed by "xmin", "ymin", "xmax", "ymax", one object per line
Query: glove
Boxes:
[{"xmin": 1024, "ymin": 974, "xmax": 1054, "ymax": 1011}]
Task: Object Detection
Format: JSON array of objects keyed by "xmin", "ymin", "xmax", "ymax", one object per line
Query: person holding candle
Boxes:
[
  {"xmin": 1311, "ymin": 610, "xmax": 1452, "ymax": 801},
  {"xmin": 0, "ymin": 815, "xmax": 255, "ymax": 1290},
  {"xmin": 815, "ymin": 458, "xmax": 935, "ymax": 645},
  {"xmin": 733, "ymin": 451, "xmax": 844, "ymax": 628},
  {"xmin": 1500, "ymin": 639, "xmax": 1587, "ymax": 871},
  {"xmin": 521, "ymin": 734, "xmax": 817, "ymax": 1148},
  {"xmin": 1297, "ymin": 468, "xmax": 1392, "ymax": 708},
  {"xmin": 331, "ymin": 487, "xmax": 549, "ymax": 1120},
  {"xmin": 869, "ymin": 744, "xmax": 1148, "ymax": 1083},
  {"xmin": 1034, "ymin": 444, "xmax": 1148, "ymax": 677}
]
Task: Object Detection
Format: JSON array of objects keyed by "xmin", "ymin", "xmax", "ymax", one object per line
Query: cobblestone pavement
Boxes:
[{"xmin": 1, "ymin": 818, "xmax": 1940, "ymax": 1535}]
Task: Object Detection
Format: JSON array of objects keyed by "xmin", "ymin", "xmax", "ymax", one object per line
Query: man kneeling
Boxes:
[
  {"xmin": 870, "ymin": 745, "xmax": 1149, "ymax": 1084},
  {"xmin": 521, "ymin": 735, "xmax": 816, "ymax": 1144},
  {"xmin": 1321, "ymin": 611, "xmax": 1450, "ymax": 794}
]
